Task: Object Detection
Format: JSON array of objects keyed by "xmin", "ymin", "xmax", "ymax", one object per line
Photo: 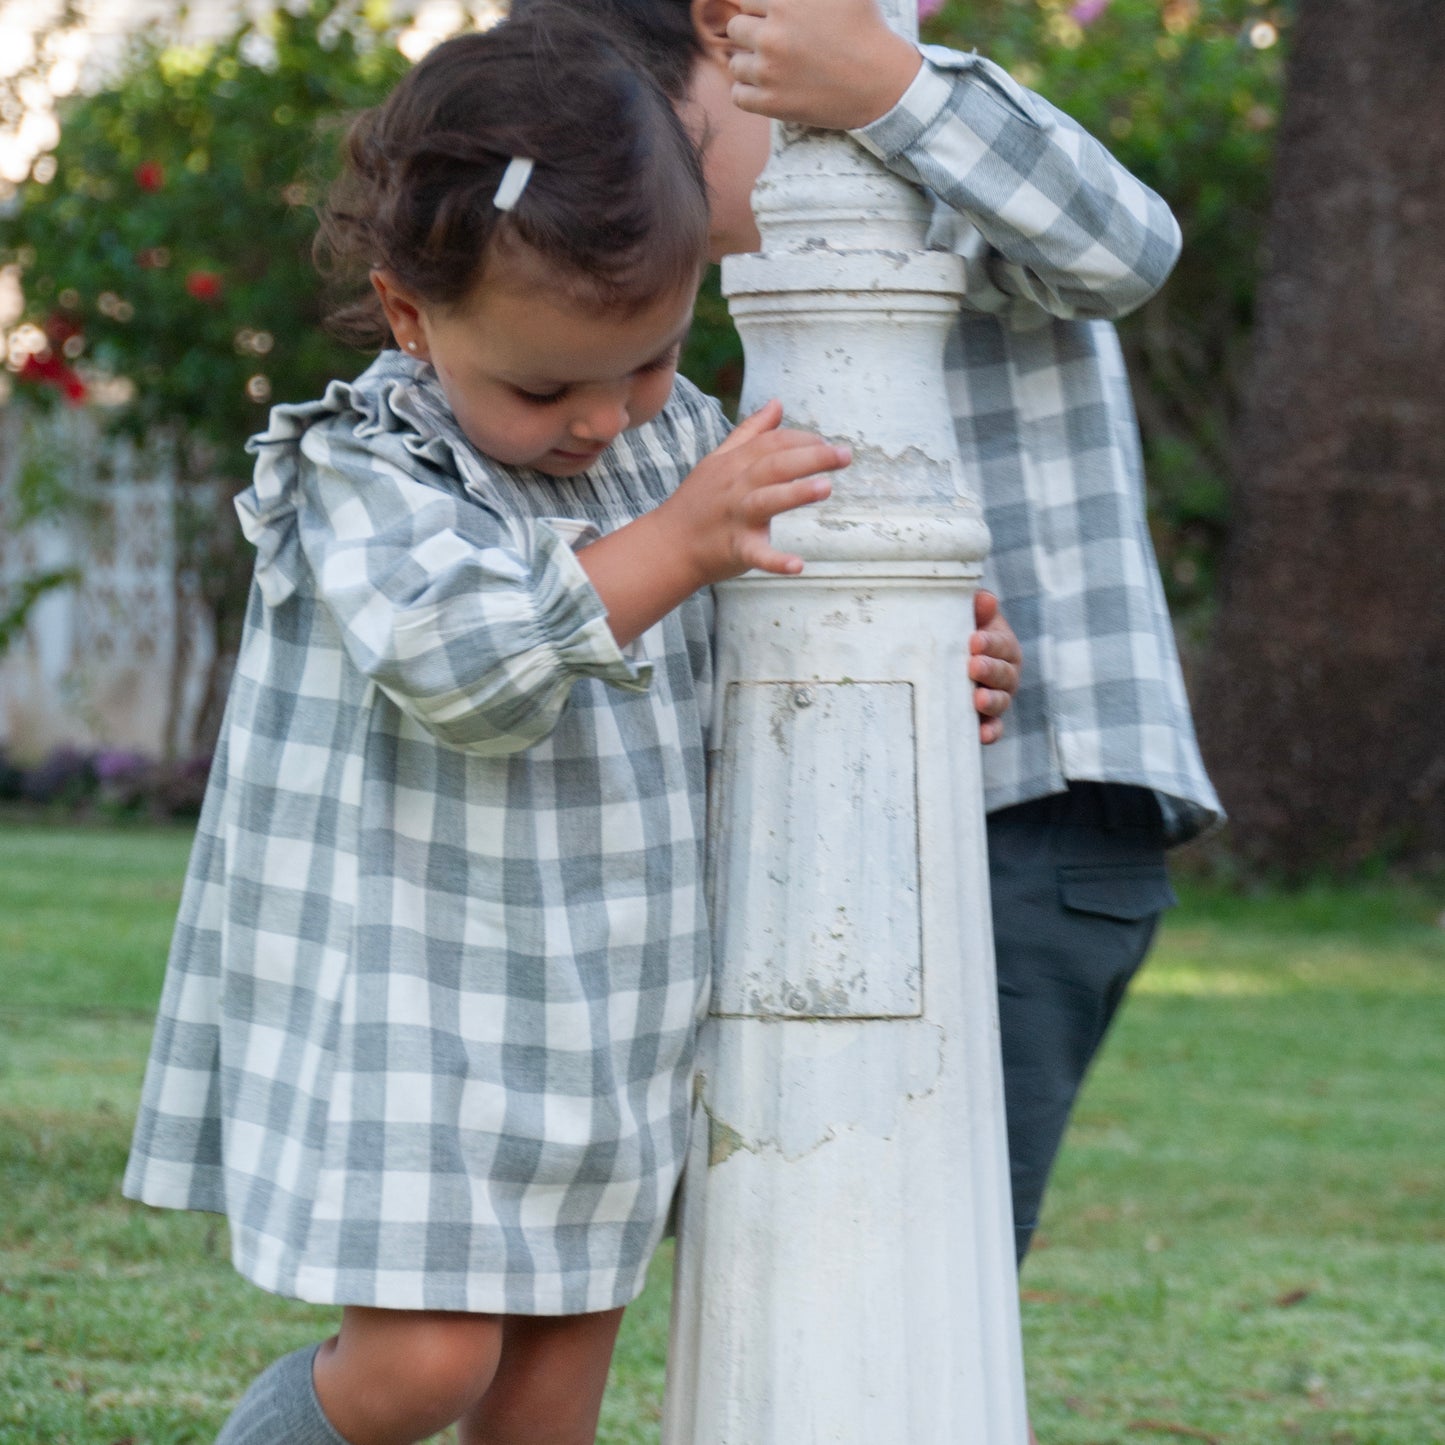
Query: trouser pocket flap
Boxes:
[{"xmin": 1057, "ymin": 863, "xmax": 1176, "ymax": 922}]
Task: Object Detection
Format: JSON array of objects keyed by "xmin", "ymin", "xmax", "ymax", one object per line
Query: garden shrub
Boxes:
[
  {"xmin": 0, "ymin": 1, "xmax": 414, "ymax": 719},
  {"xmin": 1, "ymin": 0, "xmax": 410, "ymax": 470},
  {"xmin": 2, "ymin": 0, "xmax": 1289, "ymax": 647},
  {"xmin": 684, "ymin": 0, "xmax": 1291, "ymax": 636},
  {"xmin": 0, "ymin": 743, "xmax": 211, "ymax": 818}
]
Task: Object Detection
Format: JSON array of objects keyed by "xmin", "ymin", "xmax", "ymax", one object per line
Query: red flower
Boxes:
[
  {"xmin": 134, "ymin": 161, "xmax": 165, "ymax": 192},
  {"xmin": 19, "ymin": 351, "xmax": 88, "ymax": 405},
  {"xmin": 185, "ymin": 270, "xmax": 223, "ymax": 302},
  {"xmin": 44, "ymin": 311, "xmax": 83, "ymax": 346}
]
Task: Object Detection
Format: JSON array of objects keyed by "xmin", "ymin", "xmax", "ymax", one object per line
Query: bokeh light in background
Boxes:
[
  {"xmin": 0, "ymin": 0, "xmax": 507, "ymax": 190},
  {"xmin": 399, "ymin": 0, "xmax": 504, "ymax": 61},
  {"xmin": 0, "ymin": 0, "xmax": 509, "ymax": 404}
]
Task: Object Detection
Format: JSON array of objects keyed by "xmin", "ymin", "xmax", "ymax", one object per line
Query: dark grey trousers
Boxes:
[{"xmin": 987, "ymin": 782, "xmax": 1176, "ymax": 1264}]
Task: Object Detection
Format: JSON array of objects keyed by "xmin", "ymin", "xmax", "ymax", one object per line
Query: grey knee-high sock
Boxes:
[{"xmin": 214, "ymin": 1343, "xmax": 351, "ymax": 1445}]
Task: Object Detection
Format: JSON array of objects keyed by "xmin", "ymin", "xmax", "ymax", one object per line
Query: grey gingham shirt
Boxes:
[
  {"xmin": 124, "ymin": 353, "xmax": 731, "ymax": 1314},
  {"xmin": 853, "ymin": 47, "xmax": 1222, "ymax": 842}
]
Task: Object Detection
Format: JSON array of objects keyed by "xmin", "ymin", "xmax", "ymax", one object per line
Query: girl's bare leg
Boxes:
[
  {"xmin": 457, "ymin": 1307, "xmax": 626, "ymax": 1445},
  {"xmin": 313, "ymin": 1307, "xmax": 505, "ymax": 1445}
]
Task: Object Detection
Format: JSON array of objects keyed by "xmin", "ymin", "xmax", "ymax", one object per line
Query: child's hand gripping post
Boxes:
[
  {"xmin": 970, "ymin": 590, "xmax": 1022, "ymax": 745},
  {"xmin": 578, "ymin": 400, "xmax": 849, "ymax": 647},
  {"xmin": 724, "ymin": 0, "xmax": 924, "ymax": 131},
  {"xmin": 665, "ymin": 399, "xmax": 849, "ymax": 583}
]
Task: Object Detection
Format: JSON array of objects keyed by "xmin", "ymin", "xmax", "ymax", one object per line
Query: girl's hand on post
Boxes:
[
  {"xmin": 670, "ymin": 398, "xmax": 848, "ymax": 584},
  {"xmin": 576, "ymin": 401, "xmax": 847, "ymax": 648},
  {"xmin": 725, "ymin": 0, "xmax": 924, "ymax": 131}
]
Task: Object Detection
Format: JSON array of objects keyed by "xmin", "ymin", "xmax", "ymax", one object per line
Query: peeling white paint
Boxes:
[{"xmin": 711, "ymin": 679, "xmax": 922, "ymax": 1020}]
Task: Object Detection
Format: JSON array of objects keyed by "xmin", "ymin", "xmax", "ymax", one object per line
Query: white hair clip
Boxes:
[{"xmin": 493, "ymin": 156, "xmax": 535, "ymax": 213}]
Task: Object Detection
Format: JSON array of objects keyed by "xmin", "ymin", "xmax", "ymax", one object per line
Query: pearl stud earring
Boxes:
[{"xmin": 406, "ymin": 341, "xmax": 419, "ymax": 353}]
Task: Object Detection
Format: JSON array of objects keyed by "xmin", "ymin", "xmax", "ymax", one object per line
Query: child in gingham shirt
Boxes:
[{"xmin": 124, "ymin": 16, "xmax": 850, "ymax": 1444}]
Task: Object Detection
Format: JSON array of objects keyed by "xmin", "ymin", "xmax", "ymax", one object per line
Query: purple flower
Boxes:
[
  {"xmin": 93, "ymin": 749, "xmax": 151, "ymax": 783},
  {"xmin": 1071, "ymin": 0, "xmax": 1113, "ymax": 25},
  {"xmin": 919, "ymin": 0, "xmax": 946, "ymax": 18}
]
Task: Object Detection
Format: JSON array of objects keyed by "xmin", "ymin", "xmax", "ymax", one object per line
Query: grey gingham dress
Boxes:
[{"xmin": 123, "ymin": 351, "xmax": 730, "ymax": 1315}]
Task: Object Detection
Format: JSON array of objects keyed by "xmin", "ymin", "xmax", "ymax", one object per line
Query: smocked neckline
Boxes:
[
  {"xmin": 235, "ymin": 353, "xmax": 716, "ymax": 606},
  {"xmin": 258, "ymin": 350, "xmax": 696, "ymax": 522}
]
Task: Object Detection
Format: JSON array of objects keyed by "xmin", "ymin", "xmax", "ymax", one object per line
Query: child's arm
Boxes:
[
  {"xmin": 576, "ymin": 400, "xmax": 848, "ymax": 647},
  {"xmin": 725, "ymin": 0, "xmax": 1181, "ymax": 321},
  {"xmin": 284, "ymin": 426, "xmax": 658, "ymax": 754},
  {"xmin": 281, "ymin": 403, "xmax": 843, "ymax": 752}
]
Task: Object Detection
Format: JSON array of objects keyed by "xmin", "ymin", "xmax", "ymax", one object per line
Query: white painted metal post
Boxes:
[{"xmin": 661, "ymin": 3, "xmax": 1029, "ymax": 1440}]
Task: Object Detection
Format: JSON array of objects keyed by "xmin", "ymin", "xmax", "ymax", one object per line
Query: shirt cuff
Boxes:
[
  {"xmin": 850, "ymin": 46, "xmax": 1045, "ymax": 163},
  {"xmin": 531, "ymin": 519, "xmax": 652, "ymax": 693},
  {"xmin": 849, "ymin": 48, "xmax": 959, "ymax": 162}
]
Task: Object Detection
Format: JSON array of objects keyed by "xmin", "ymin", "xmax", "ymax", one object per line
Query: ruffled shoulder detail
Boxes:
[
  {"xmin": 236, "ymin": 352, "xmax": 497, "ymax": 605},
  {"xmin": 234, "ymin": 353, "xmax": 734, "ymax": 607}
]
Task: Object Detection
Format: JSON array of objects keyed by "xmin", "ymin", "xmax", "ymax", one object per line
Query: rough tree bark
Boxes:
[{"xmin": 1198, "ymin": 0, "xmax": 1445, "ymax": 871}]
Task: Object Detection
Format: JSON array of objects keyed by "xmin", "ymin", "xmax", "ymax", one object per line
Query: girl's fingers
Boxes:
[
  {"xmin": 748, "ymin": 472, "xmax": 832, "ymax": 523},
  {"xmin": 715, "ymin": 399, "xmax": 784, "ymax": 455},
  {"xmin": 739, "ymin": 541, "xmax": 806, "ymax": 576},
  {"xmin": 749, "ymin": 439, "xmax": 850, "ymax": 490}
]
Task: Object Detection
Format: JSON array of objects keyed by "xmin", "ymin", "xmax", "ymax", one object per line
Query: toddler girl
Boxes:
[{"xmin": 122, "ymin": 14, "xmax": 846, "ymax": 1445}]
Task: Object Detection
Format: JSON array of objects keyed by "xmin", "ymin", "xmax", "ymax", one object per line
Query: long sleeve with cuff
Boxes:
[
  {"xmin": 287, "ymin": 425, "xmax": 648, "ymax": 755},
  {"xmin": 850, "ymin": 46, "xmax": 1182, "ymax": 321},
  {"xmin": 848, "ymin": 45, "xmax": 1221, "ymax": 843}
]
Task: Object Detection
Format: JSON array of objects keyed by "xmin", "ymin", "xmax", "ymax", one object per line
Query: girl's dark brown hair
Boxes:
[
  {"xmin": 515, "ymin": 0, "xmax": 703, "ymax": 101},
  {"xmin": 317, "ymin": 9, "xmax": 709, "ymax": 346}
]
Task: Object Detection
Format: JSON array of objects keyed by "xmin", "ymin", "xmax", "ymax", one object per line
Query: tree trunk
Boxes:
[{"xmin": 1199, "ymin": 0, "xmax": 1445, "ymax": 872}]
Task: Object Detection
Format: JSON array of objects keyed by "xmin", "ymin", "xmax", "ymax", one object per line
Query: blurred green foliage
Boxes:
[
  {"xmin": 3, "ymin": 0, "xmax": 1288, "ymax": 633},
  {"xmin": 0, "ymin": 0, "xmax": 409, "ymax": 480},
  {"xmin": 685, "ymin": 0, "xmax": 1291, "ymax": 631}
]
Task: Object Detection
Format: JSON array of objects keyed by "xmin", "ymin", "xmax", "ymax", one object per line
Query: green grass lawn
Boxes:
[{"xmin": 1, "ymin": 822, "xmax": 1441, "ymax": 1444}]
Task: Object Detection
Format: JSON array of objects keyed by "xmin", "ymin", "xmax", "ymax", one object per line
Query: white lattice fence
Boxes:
[{"xmin": 0, "ymin": 402, "xmax": 216, "ymax": 760}]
